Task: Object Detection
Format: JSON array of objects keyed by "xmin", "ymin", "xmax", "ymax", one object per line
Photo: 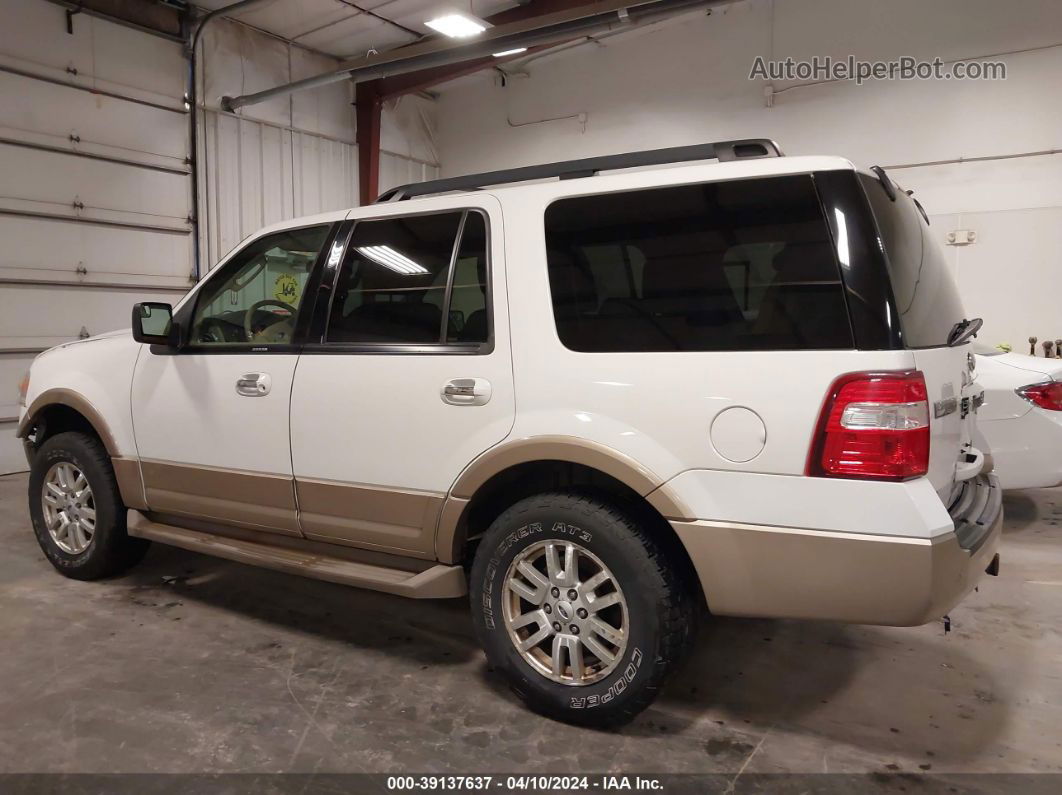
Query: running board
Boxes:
[{"xmin": 127, "ymin": 513, "xmax": 466, "ymax": 599}]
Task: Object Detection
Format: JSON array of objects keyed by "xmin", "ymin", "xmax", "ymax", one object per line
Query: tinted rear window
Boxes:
[
  {"xmin": 859, "ymin": 174, "xmax": 966, "ymax": 348},
  {"xmin": 544, "ymin": 175, "xmax": 853, "ymax": 352}
]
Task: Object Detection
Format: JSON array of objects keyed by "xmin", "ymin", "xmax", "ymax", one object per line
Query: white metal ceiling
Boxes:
[{"xmin": 194, "ymin": 0, "xmax": 519, "ymax": 59}]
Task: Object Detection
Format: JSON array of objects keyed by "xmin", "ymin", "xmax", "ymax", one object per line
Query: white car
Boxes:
[
  {"xmin": 975, "ymin": 343, "xmax": 1062, "ymax": 489},
  {"xmin": 17, "ymin": 140, "xmax": 1001, "ymax": 726}
]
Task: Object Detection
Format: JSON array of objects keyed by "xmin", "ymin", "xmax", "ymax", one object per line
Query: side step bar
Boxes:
[{"xmin": 128, "ymin": 513, "xmax": 466, "ymax": 599}]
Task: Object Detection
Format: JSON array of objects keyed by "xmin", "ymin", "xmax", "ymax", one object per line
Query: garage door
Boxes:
[{"xmin": 0, "ymin": 0, "xmax": 191, "ymax": 473}]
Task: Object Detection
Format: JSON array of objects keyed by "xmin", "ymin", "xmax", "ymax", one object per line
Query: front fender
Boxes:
[{"xmin": 18, "ymin": 332, "xmax": 142, "ymax": 459}]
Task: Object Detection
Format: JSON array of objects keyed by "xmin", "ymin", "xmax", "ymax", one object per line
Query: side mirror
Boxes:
[{"xmin": 132, "ymin": 302, "xmax": 175, "ymax": 346}]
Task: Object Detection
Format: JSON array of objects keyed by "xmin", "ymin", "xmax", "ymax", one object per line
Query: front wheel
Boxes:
[
  {"xmin": 28, "ymin": 431, "xmax": 150, "ymax": 580},
  {"xmin": 470, "ymin": 491, "xmax": 696, "ymax": 727}
]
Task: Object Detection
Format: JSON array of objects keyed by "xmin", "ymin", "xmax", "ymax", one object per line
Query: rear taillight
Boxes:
[
  {"xmin": 807, "ymin": 370, "xmax": 930, "ymax": 480},
  {"xmin": 1016, "ymin": 381, "xmax": 1062, "ymax": 411}
]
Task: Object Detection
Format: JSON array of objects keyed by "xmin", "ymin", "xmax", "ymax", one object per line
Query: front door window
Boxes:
[{"xmin": 190, "ymin": 225, "xmax": 331, "ymax": 346}]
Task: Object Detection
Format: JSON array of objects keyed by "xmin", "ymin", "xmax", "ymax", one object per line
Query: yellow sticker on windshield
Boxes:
[{"xmin": 274, "ymin": 274, "xmax": 300, "ymax": 305}]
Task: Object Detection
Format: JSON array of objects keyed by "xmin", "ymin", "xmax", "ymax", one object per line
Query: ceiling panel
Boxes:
[
  {"xmin": 234, "ymin": 0, "xmax": 356, "ymax": 42},
  {"xmin": 375, "ymin": 0, "xmax": 530, "ymax": 41},
  {"xmin": 371, "ymin": 0, "xmax": 468, "ymax": 38},
  {"xmin": 193, "ymin": 0, "xmax": 525, "ymax": 57},
  {"xmin": 299, "ymin": 14, "xmax": 417, "ymax": 57}
]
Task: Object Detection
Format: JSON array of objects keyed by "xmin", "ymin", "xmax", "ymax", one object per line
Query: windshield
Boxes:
[{"xmin": 859, "ymin": 173, "xmax": 966, "ymax": 348}]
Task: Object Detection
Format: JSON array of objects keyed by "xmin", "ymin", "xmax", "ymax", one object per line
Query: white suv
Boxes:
[{"xmin": 18, "ymin": 140, "xmax": 1002, "ymax": 726}]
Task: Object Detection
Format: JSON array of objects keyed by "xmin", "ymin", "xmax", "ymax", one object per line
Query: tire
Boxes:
[
  {"xmin": 470, "ymin": 490, "xmax": 696, "ymax": 727},
  {"xmin": 28, "ymin": 431, "xmax": 150, "ymax": 580}
]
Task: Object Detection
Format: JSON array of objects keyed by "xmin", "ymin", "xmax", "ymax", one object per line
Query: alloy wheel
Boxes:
[
  {"xmin": 502, "ymin": 539, "xmax": 629, "ymax": 685},
  {"xmin": 41, "ymin": 461, "xmax": 96, "ymax": 554}
]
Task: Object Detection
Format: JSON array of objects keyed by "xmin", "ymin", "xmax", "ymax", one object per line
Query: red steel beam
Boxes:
[{"xmin": 355, "ymin": 81, "xmax": 383, "ymax": 205}]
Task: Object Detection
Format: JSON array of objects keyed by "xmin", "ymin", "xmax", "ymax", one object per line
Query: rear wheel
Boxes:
[
  {"xmin": 470, "ymin": 491, "xmax": 695, "ymax": 727},
  {"xmin": 28, "ymin": 431, "xmax": 150, "ymax": 580}
]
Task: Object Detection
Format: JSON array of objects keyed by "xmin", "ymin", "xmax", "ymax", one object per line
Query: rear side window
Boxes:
[
  {"xmin": 859, "ymin": 174, "xmax": 965, "ymax": 348},
  {"xmin": 544, "ymin": 175, "xmax": 853, "ymax": 352},
  {"xmin": 325, "ymin": 210, "xmax": 488, "ymax": 346},
  {"xmin": 447, "ymin": 212, "xmax": 489, "ymax": 344}
]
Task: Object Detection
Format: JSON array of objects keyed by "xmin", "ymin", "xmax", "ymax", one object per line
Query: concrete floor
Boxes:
[{"xmin": 1, "ymin": 471, "xmax": 1061, "ymax": 778}]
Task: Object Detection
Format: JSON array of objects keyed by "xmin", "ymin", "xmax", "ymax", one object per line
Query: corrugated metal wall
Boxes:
[
  {"xmin": 196, "ymin": 20, "xmax": 440, "ymax": 270},
  {"xmin": 381, "ymin": 150, "xmax": 441, "ymax": 197},
  {"xmin": 199, "ymin": 111, "xmax": 360, "ymax": 269},
  {"xmin": 0, "ymin": 1, "xmax": 438, "ymax": 473}
]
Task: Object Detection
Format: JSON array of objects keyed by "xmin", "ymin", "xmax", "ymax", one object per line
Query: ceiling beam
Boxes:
[
  {"xmin": 370, "ymin": 0, "xmax": 602, "ymax": 100},
  {"xmin": 222, "ymin": 0, "xmax": 712, "ymax": 111},
  {"xmin": 354, "ymin": 0, "xmax": 622, "ymax": 205},
  {"xmin": 45, "ymin": 0, "xmax": 186, "ymax": 41},
  {"xmin": 351, "ymin": 0, "xmax": 720, "ymax": 204}
]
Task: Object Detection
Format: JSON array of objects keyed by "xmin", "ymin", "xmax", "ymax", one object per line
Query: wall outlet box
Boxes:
[{"xmin": 946, "ymin": 229, "xmax": 977, "ymax": 246}]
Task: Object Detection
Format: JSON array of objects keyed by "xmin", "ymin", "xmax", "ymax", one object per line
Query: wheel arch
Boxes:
[
  {"xmin": 18, "ymin": 389, "xmax": 119, "ymax": 457},
  {"xmin": 436, "ymin": 437, "xmax": 701, "ymax": 600},
  {"xmin": 18, "ymin": 390, "xmax": 147, "ymax": 510}
]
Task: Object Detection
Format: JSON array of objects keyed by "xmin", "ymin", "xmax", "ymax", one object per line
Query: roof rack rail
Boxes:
[{"xmin": 375, "ymin": 138, "xmax": 783, "ymax": 202}]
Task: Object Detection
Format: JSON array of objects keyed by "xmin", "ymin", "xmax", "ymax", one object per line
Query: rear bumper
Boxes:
[{"xmin": 671, "ymin": 474, "xmax": 1002, "ymax": 627}]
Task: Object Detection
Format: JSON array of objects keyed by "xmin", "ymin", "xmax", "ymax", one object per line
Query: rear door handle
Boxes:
[
  {"xmin": 236, "ymin": 373, "xmax": 271, "ymax": 397},
  {"xmin": 442, "ymin": 378, "xmax": 491, "ymax": 406}
]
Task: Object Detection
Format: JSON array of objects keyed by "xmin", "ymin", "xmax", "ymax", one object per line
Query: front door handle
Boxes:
[
  {"xmin": 442, "ymin": 378, "xmax": 491, "ymax": 406},
  {"xmin": 236, "ymin": 373, "xmax": 271, "ymax": 397}
]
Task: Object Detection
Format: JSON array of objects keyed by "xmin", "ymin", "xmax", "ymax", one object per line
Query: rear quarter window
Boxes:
[
  {"xmin": 543, "ymin": 175, "xmax": 854, "ymax": 352},
  {"xmin": 859, "ymin": 174, "xmax": 966, "ymax": 348}
]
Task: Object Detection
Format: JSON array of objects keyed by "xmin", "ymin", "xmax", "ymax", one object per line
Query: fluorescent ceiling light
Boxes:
[
  {"xmin": 425, "ymin": 13, "xmax": 487, "ymax": 38},
  {"xmin": 357, "ymin": 246, "xmax": 428, "ymax": 275},
  {"xmin": 492, "ymin": 47, "xmax": 527, "ymax": 57}
]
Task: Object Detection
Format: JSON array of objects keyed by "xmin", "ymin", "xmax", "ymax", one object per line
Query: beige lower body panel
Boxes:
[
  {"xmin": 295, "ymin": 478, "xmax": 443, "ymax": 559},
  {"xmin": 673, "ymin": 515, "xmax": 1002, "ymax": 626},
  {"xmin": 130, "ymin": 459, "xmax": 448, "ymax": 558},
  {"xmin": 437, "ymin": 496, "xmax": 469, "ymax": 563},
  {"xmin": 139, "ymin": 460, "xmax": 301, "ymax": 536},
  {"xmin": 112, "ymin": 457, "xmax": 148, "ymax": 511},
  {"xmin": 128, "ymin": 512, "xmax": 466, "ymax": 599}
]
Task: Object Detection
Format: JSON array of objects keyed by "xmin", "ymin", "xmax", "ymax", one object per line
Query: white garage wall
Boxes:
[
  {"xmin": 197, "ymin": 19, "xmax": 439, "ymax": 268},
  {"xmin": 198, "ymin": 18, "xmax": 354, "ymax": 266},
  {"xmin": 0, "ymin": 3, "xmax": 437, "ymax": 473},
  {"xmin": 0, "ymin": 0, "xmax": 192, "ymax": 473},
  {"xmin": 434, "ymin": 0, "xmax": 1062, "ymax": 350},
  {"xmin": 380, "ymin": 93, "xmax": 441, "ymax": 193},
  {"xmin": 199, "ymin": 111, "xmax": 359, "ymax": 268}
]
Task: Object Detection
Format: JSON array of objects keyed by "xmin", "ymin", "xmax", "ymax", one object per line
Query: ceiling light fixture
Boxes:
[
  {"xmin": 425, "ymin": 13, "xmax": 487, "ymax": 38},
  {"xmin": 357, "ymin": 246, "xmax": 428, "ymax": 275},
  {"xmin": 492, "ymin": 47, "xmax": 528, "ymax": 57}
]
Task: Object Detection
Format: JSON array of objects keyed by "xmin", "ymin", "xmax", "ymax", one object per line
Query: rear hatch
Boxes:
[{"xmin": 859, "ymin": 173, "xmax": 985, "ymax": 506}]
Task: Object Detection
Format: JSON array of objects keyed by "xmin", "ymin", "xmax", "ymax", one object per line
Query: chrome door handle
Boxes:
[
  {"xmin": 442, "ymin": 378, "xmax": 491, "ymax": 406},
  {"xmin": 236, "ymin": 373, "xmax": 271, "ymax": 397}
]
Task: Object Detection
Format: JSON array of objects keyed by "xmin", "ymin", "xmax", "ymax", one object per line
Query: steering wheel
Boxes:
[
  {"xmin": 197, "ymin": 318, "xmax": 228, "ymax": 344},
  {"xmin": 244, "ymin": 300, "xmax": 294, "ymax": 343}
]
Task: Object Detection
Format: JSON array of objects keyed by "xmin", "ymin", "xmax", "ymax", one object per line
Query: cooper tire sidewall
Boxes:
[
  {"xmin": 29, "ymin": 439, "xmax": 114, "ymax": 572},
  {"xmin": 473, "ymin": 500, "xmax": 662, "ymax": 721}
]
